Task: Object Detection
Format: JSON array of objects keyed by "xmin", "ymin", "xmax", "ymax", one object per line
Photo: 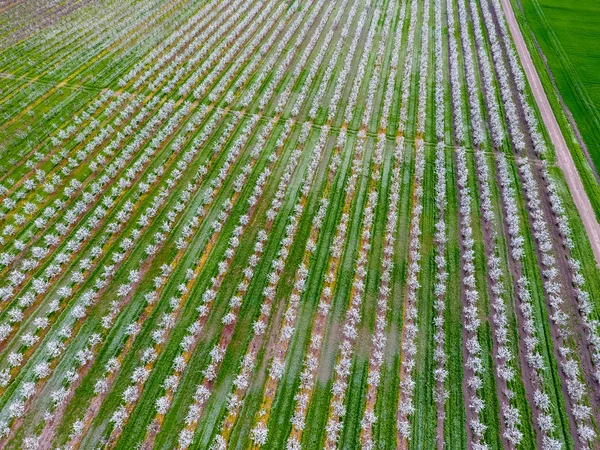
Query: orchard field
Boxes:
[{"xmin": 0, "ymin": 0, "xmax": 599, "ymax": 449}]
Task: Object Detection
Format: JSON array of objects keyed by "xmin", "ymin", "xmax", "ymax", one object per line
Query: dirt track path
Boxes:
[{"xmin": 499, "ymin": 0, "xmax": 600, "ymax": 269}]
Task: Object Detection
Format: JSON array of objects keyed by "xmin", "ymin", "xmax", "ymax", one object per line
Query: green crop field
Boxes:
[
  {"xmin": 517, "ymin": 0, "xmax": 600, "ymax": 165},
  {"xmin": 0, "ymin": 0, "xmax": 599, "ymax": 449}
]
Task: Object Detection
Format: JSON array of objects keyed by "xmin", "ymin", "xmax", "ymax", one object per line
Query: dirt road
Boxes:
[{"xmin": 499, "ymin": 0, "xmax": 600, "ymax": 269}]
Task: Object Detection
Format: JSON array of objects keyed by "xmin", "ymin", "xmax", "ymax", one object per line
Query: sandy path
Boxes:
[{"xmin": 499, "ymin": 0, "xmax": 600, "ymax": 269}]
